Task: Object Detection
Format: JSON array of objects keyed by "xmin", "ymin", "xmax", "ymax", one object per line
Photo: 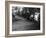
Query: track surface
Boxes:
[{"xmin": 12, "ymin": 15, "xmax": 40, "ymax": 31}]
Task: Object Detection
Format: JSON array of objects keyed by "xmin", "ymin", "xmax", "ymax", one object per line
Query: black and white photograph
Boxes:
[
  {"xmin": 9, "ymin": 3, "xmax": 44, "ymax": 35},
  {"xmin": 12, "ymin": 7, "xmax": 40, "ymax": 31}
]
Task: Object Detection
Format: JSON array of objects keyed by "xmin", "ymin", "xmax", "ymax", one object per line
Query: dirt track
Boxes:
[{"xmin": 12, "ymin": 15, "xmax": 40, "ymax": 31}]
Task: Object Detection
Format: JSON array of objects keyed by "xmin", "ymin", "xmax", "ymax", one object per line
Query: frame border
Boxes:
[{"xmin": 5, "ymin": 1, "xmax": 45, "ymax": 37}]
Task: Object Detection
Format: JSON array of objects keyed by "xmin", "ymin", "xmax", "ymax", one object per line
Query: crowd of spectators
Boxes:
[{"xmin": 12, "ymin": 7, "xmax": 40, "ymax": 23}]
